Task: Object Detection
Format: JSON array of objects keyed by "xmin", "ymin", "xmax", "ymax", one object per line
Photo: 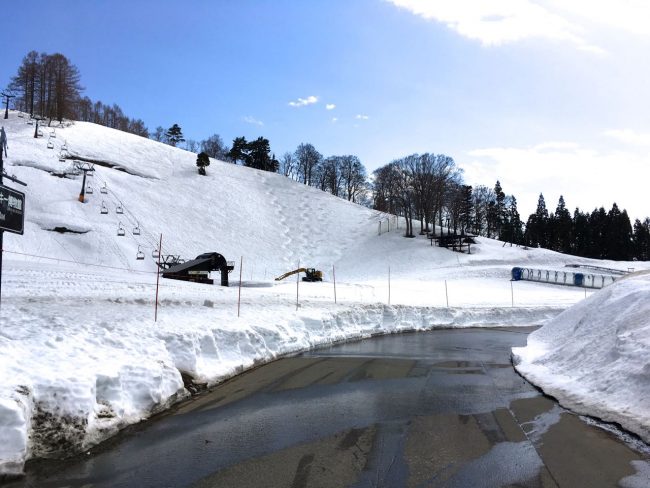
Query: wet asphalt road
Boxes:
[{"xmin": 9, "ymin": 327, "xmax": 650, "ymax": 487}]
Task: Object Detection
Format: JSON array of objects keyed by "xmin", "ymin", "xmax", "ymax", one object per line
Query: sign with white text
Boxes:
[{"xmin": 0, "ymin": 184, "xmax": 25, "ymax": 234}]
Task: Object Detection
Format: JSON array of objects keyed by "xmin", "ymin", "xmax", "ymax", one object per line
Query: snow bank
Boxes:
[
  {"xmin": 0, "ymin": 301, "xmax": 559, "ymax": 475},
  {"xmin": 513, "ymin": 272, "xmax": 650, "ymax": 443}
]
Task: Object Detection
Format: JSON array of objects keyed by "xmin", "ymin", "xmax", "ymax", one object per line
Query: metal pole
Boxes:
[
  {"xmin": 155, "ymin": 234, "xmax": 162, "ymax": 321},
  {"xmin": 237, "ymin": 256, "xmax": 243, "ymax": 317},
  {"xmin": 388, "ymin": 265, "xmax": 391, "ymax": 306},
  {"xmin": 511, "ymin": 281, "xmax": 514, "ymax": 307},
  {"xmin": 296, "ymin": 260, "xmax": 300, "ymax": 311},
  {"xmin": 333, "ymin": 265, "xmax": 337, "ymax": 304},
  {"xmin": 78, "ymin": 170, "xmax": 87, "ymax": 203},
  {"xmin": 445, "ymin": 280, "xmax": 449, "ymax": 308}
]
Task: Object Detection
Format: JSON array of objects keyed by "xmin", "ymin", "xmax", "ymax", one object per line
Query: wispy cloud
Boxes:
[
  {"xmin": 385, "ymin": 0, "xmax": 606, "ymax": 54},
  {"xmin": 355, "ymin": 114, "xmax": 369, "ymax": 120},
  {"xmin": 604, "ymin": 129, "xmax": 650, "ymax": 146},
  {"xmin": 326, "ymin": 104, "xmax": 336, "ymax": 110},
  {"xmin": 331, "ymin": 117, "xmax": 338, "ymax": 123},
  {"xmin": 288, "ymin": 95, "xmax": 319, "ymax": 107},
  {"xmin": 242, "ymin": 115, "xmax": 264, "ymax": 126}
]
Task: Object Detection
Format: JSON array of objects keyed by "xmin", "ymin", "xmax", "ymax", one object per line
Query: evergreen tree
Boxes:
[
  {"xmin": 494, "ymin": 181, "xmax": 506, "ymax": 239},
  {"xmin": 554, "ymin": 195, "xmax": 572, "ymax": 253},
  {"xmin": 502, "ymin": 196, "xmax": 523, "ymax": 244},
  {"xmin": 247, "ymin": 137, "xmax": 278, "ymax": 172},
  {"xmin": 196, "ymin": 151, "xmax": 210, "ymax": 175},
  {"xmin": 572, "ymin": 208, "xmax": 590, "ymax": 257},
  {"xmin": 227, "ymin": 136, "xmax": 249, "ymax": 165},
  {"xmin": 525, "ymin": 193, "xmax": 548, "ymax": 248},
  {"xmin": 588, "ymin": 207, "xmax": 608, "ymax": 258},
  {"xmin": 165, "ymin": 124, "xmax": 185, "ymax": 147},
  {"xmin": 605, "ymin": 203, "xmax": 633, "ymax": 260},
  {"xmin": 633, "ymin": 218, "xmax": 650, "ymax": 261}
]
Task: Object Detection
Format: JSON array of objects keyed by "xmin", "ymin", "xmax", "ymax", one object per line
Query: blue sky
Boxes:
[{"xmin": 3, "ymin": 0, "xmax": 650, "ymax": 219}]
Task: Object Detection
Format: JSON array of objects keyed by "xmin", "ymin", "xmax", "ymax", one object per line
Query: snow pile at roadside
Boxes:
[{"xmin": 513, "ymin": 272, "xmax": 650, "ymax": 443}]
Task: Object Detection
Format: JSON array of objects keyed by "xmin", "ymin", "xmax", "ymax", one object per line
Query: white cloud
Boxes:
[
  {"xmin": 326, "ymin": 104, "xmax": 336, "ymax": 110},
  {"xmin": 355, "ymin": 114, "xmax": 370, "ymax": 120},
  {"xmin": 463, "ymin": 141, "xmax": 648, "ymax": 220},
  {"xmin": 604, "ymin": 129, "xmax": 650, "ymax": 147},
  {"xmin": 242, "ymin": 116, "xmax": 264, "ymax": 126},
  {"xmin": 385, "ymin": 0, "xmax": 606, "ymax": 53},
  {"xmin": 331, "ymin": 117, "xmax": 338, "ymax": 123},
  {"xmin": 547, "ymin": 0, "xmax": 650, "ymax": 38},
  {"xmin": 288, "ymin": 96, "xmax": 319, "ymax": 107}
]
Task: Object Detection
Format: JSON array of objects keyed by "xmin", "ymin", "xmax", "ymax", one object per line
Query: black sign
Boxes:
[{"xmin": 0, "ymin": 184, "xmax": 25, "ymax": 234}]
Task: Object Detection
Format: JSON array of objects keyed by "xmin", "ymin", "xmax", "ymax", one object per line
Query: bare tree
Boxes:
[
  {"xmin": 152, "ymin": 126, "xmax": 165, "ymax": 142},
  {"xmin": 200, "ymin": 134, "xmax": 228, "ymax": 160},
  {"xmin": 294, "ymin": 143, "xmax": 322, "ymax": 185},
  {"xmin": 185, "ymin": 139, "xmax": 199, "ymax": 152},
  {"xmin": 279, "ymin": 152, "xmax": 297, "ymax": 179}
]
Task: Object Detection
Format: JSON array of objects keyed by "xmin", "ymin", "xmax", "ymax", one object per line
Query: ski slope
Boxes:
[{"xmin": 0, "ymin": 112, "xmax": 648, "ymax": 476}]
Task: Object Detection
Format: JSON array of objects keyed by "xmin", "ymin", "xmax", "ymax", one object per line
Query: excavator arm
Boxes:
[{"xmin": 275, "ymin": 268, "xmax": 308, "ymax": 281}]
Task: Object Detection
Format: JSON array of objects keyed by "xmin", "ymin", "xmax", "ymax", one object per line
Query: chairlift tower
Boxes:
[
  {"xmin": 75, "ymin": 162, "xmax": 95, "ymax": 203},
  {"xmin": 1, "ymin": 93, "xmax": 15, "ymax": 120},
  {"xmin": 33, "ymin": 115, "xmax": 45, "ymax": 139}
]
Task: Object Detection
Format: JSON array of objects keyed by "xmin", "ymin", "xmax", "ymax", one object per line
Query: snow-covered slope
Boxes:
[
  {"xmin": 0, "ymin": 112, "xmax": 646, "ymax": 476},
  {"xmin": 513, "ymin": 272, "xmax": 650, "ymax": 444}
]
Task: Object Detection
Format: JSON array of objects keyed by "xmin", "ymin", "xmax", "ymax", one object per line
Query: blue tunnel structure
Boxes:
[{"xmin": 511, "ymin": 266, "xmax": 622, "ymax": 289}]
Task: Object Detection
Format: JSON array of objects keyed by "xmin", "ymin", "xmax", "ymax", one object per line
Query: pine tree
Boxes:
[
  {"xmin": 165, "ymin": 124, "xmax": 185, "ymax": 147},
  {"xmin": 227, "ymin": 136, "xmax": 249, "ymax": 165},
  {"xmin": 525, "ymin": 193, "xmax": 548, "ymax": 248},
  {"xmin": 554, "ymin": 196, "xmax": 572, "ymax": 253},
  {"xmin": 246, "ymin": 137, "xmax": 278, "ymax": 172},
  {"xmin": 572, "ymin": 208, "xmax": 590, "ymax": 257},
  {"xmin": 196, "ymin": 151, "xmax": 210, "ymax": 175},
  {"xmin": 494, "ymin": 181, "xmax": 506, "ymax": 239},
  {"xmin": 633, "ymin": 218, "xmax": 650, "ymax": 261}
]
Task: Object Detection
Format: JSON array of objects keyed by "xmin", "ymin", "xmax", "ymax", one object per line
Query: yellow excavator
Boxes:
[{"xmin": 275, "ymin": 268, "xmax": 323, "ymax": 282}]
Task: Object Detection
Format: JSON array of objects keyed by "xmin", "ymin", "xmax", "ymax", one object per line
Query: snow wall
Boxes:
[
  {"xmin": 0, "ymin": 304, "xmax": 559, "ymax": 476},
  {"xmin": 513, "ymin": 272, "xmax": 650, "ymax": 444}
]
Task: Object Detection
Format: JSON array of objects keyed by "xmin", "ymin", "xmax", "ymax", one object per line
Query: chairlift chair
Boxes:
[
  {"xmin": 47, "ymin": 139, "xmax": 54, "ymax": 149},
  {"xmin": 50, "ymin": 129, "xmax": 56, "ymax": 138},
  {"xmin": 136, "ymin": 246, "xmax": 145, "ymax": 260},
  {"xmin": 86, "ymin": 184, "xmax": 93, "ymax": 194},
  {"xmin": 37, "ymin": 129, "xmax": 43, "ymax": 137},
  {"xmin": 152, "ymin": 249, "xmax": 160, "ymax": 259},
  {"xmin": 27, "ymin": 118, "xmax": 33, "ymax": 125},
  {"xmin": 100, "ymin": 183, "xmax": 108, "ymax": 194},
  {"xmin": 59, "ymin": 152, "xmax": 66, "ymax": 162},
  {"xmin": 117, "ymin": 222, "xmax": 125, "ymax": 236},
  {"xmin": 132, "ymin": 224, "xmax": 141, "ymax": 236},
  {"xmin": 100, "ymin": 201, "xmax": 108, "ymax": 214},
  {"xmin": 116, "ymin": 204, "xmax": 124, "ymax": 214},
  {"xmin": 61, "ymin": 140, "xmax": 68, "ymax": 151},
  {"xmin": 18, "ymin": 113, "xmax": 24, "ymax": 118}
]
